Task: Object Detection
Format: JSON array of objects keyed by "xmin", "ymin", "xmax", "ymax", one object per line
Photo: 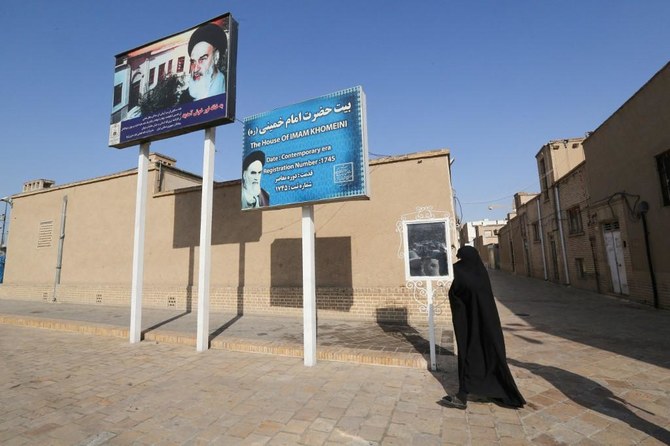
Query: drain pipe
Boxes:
[
  {"xmin": 554, "ymin": 185, "xmax": 570, "ymax": 285},
  {"xmin": 537, "ymin": 199, "xmax": 548, "ymax": 280},
  {"xmin": 638, "ymin": 202, "xmax": 659, "ymax": 309},
  {"xmin": 52, "ymin": 195, "xmax": 68, "ymax": 302}
]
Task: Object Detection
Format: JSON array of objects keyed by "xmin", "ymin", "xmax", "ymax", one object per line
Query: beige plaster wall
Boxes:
[{"xmin": 0, "ymin": 150, "xmax": 458, "ymax": 323}]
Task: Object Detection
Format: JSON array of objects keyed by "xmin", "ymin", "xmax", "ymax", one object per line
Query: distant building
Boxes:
[
  {"xmin": 459, "ymin": 219, "xmax": 506, "ymax": 247},
  {"xmin": 459, "ymin": 219, "xmax": 507, "ymax": 269},
  {"xmin": 503, "ymin": 137, "xmax": 587, "ymax": 284}
]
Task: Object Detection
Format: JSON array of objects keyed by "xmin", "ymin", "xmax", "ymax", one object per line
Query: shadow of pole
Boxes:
[
  {"xmin": 375, "ymin": 307, "xmax": 457, "ymax": 397},
  {"xmin": 141, "ymin": 310, "xmax": 192, "ymax": 339},
  {"xmin": 209, "ymin": 314, "xmax": 243, "ymax": 343},
  {"xmin": 237, "ymin": 242, "xmax": 245, "ymax": 316}
]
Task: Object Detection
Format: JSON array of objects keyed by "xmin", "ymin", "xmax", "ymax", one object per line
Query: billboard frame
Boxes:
[
  {"xmin": 109, "ymin": 13, "xmax": 238, "ymax": 149},
  {"xmin": 241, "ymin": 86, "xmax": 369, "ymax": 211}
]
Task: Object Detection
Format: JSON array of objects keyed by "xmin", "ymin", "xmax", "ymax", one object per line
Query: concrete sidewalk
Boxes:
[
  {"xmin": 1, "ymin": 270, "xmax": 669, "ymax": 445},
  {"xmin": 0, "ymin": 297, "xmax": 453, "ymax": 370}
]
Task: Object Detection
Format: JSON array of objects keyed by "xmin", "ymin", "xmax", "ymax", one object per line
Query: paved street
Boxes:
[{"xmin": 1, "ymin": 270, "xmax": 669, "ymax": 445}]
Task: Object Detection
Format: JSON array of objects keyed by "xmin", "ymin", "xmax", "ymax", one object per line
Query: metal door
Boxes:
[{"xmin": 603, "ymin": 222, "xmax": 629, "ymax": 295}]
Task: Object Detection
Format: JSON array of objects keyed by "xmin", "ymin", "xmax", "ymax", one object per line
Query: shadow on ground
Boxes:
[
  {"xmin": 490, "ymin": 270, "xmax": 670, "ymax": 370},
  {"xmin": 509, "ymin": 358, "xmax": 670, "ymax": 444}
]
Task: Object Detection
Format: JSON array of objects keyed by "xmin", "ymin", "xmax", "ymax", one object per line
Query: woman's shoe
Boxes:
[{"xmin": 438, "ymin": 394, "xmax": 467, "ymax": 409}]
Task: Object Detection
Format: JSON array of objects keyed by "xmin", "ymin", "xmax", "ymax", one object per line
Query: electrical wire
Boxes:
[{"xmin": 459, "ymin": 180, "xmax": 538, "ymax": 205}]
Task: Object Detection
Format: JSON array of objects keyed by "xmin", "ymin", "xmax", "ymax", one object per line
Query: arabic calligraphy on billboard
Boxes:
[
  {"xmin": 109, "ymin": 13, "xmax": 238, "ymax": 149},
  {"xmin": 241, "ymin": 87, "xmax": 369, "ymax": 210}
]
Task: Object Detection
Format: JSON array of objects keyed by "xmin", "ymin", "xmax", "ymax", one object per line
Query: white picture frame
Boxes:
[{"xmin": 402, "ymin": 218, "xmax": 453, "ymax": 281}]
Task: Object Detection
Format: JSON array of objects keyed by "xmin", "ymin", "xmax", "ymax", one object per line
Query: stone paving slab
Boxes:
[{"xmin": 1, "ymin": 270, "xmax": 670, "ymax": 445}]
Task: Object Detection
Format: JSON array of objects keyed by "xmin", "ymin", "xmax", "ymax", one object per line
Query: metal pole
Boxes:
[
  {"xmin": 130, "ymin": 142, "xmax": 150, "ymax": 343},
  {"xmin": 640, "ymin": 212, "xmax": 659, "ymax": 309},
  {"xmin": 427, "ymin": 280, "xmax": 437, "ymax": 371},
  {"xmin": 537, "ymin": 200, "xmax": 548, "ymax": 280},
  {"xmin": 0, "ymin": 201, "xmax": 7, "ymax": 248},
  {"xmin": 554, "ymin": 185, "xmax": 570, "ymax": 285},
  {"xmin": 197, "ymin": 127, "xmax": 216, "ymax": 352},
  {"xmin": 302, "ymin": 205, "xmax": 317, "ymax": 366},
  {"xmin": 52, "ymin": 196, "xmax": 68, "ymax": 302}
]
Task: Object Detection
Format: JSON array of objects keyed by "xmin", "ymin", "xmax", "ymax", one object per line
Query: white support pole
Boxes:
[
  {"xmin": 197, "ymin": 128, "xmax": 216, "ymax": 352},
  {"xmin": 130, "ymin": 142, "xmax": 150, "ymax": 344},
  {"xmin": 426, "ymin": 280, "xmax": 437, "ymax": 371},
  {"xmin": 302, "ymin": 205, "xmax": 317, "ymax": 366}
]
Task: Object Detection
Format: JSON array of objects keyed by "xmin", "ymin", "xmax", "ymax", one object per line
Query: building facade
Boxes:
[
  {"xmin": 582, "ymin": 62, "xmax": 670, "ymax": 309},
  {"xmin": 499, "ymin": 62, "xmax": 670, "ymax": 310},
  {"xmin": 0, "ymin": 150, "xmax": 459, "ymax": 325}
]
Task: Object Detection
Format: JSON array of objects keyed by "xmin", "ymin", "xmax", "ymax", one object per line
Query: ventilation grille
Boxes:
[
  {"xmin": 167, "ymin": 296, "xmax": 176, "ymax": 307},
  {"xmin": 96, "ymin": 294, "xmax": 103, "ymax": 304},
  {"xmin": 37, "ymin": 221, "xmax": 54, "ymax": 248},
  {"xmin": 603, "ymin": 221, "xmax": 620, "ymax": 232}
]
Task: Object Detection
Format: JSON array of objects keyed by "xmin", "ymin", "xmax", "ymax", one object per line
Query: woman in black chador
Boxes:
[{"xmin": 441, "ymin": 246, "xmax": 525, "ymax": 409}]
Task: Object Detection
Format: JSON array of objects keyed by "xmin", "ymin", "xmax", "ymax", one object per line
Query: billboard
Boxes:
[
  {"xmin": 241, "ymin": 87, "xmax": 369, "ymax": 210},
  {"xmin": 109, "ymin": 13, "xmax": 238, "ymax": 149}
]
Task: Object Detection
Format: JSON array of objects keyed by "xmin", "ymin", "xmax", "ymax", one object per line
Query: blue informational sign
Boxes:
[{"xmin": 241, "ymin": 86, "xmax": 369, "ymax": 210}]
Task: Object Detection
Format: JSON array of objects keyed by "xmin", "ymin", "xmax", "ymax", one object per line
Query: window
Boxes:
[
  {"xmin": 493, "ymin": 229, "xmax": 499, "ymax": 235},
  {"xmin": 113, "ymin": 84, "xmax": 123, "ymax": 106},
  {"xmin": 532, "ymin": 222, "xmax": 540, "ymax": 241},
  {"xmin": 129, "ymin": 81, "xmax": 140, "ymax": 108},
  {"xmin": 158, "ymin": 64, "xmax": 165, "ymax": 81},
  {"xmin": 657, "ymin": 149, "xmax": 670, "ymax": 206},
  {"xmin": 167, "ymin": 60, "xmax": 173, "ymax": 75},
  {"xmin": 149, "ymin": 68, "xmax": 155, "ymax": 85},
  {"xmin": 484, "ymin": 230, "xmax": 492, "ymax": 237},
  {"xmin": 567, "ymin": 206, "xmax": 583, "ymax": 234},
  {"xmin": 177, "ymin": 56, "xmax": 185, "ymax": 73},
  {"xmin": 539, "ymin": 158, "xmax": 550, "ymax": 201}
]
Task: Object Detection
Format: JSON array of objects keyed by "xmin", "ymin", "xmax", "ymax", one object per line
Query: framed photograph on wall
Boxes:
[{"xmin": 402, "ymin": 218, "xmax": 453, "ymax": 281}]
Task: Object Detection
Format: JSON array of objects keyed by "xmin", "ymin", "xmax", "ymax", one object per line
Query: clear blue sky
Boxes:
[{"xmin": 1, "ymin": 1, "xmax": 669, "ymax": 222}]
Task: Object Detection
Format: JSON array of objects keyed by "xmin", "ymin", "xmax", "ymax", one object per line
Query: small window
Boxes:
[
  {"xmin": 167, "ymin": 60, "xmax": 173, "ymax": 75},
  {"xmin": 484, "ymin": 230, "xmax": 492, "ymax": 237},
  {"xmin": 149, "ymin": 68, "xmax": 155, "ymax": 85},
  {"xmin": 539, "ymin": 158, "xmax": 550, "ymax": 201},
  {"xmin": 539, "ymin": 158, "xmax": 548, "ymax": 192},
  {"xmin": 493, "ymin": 229, "xmax": 499, "ymax": 235},
  {"xmin": 572, "ymin": 143, "xmax": 579, "ymax": 149},
  {"xmin": 113, "ymin": 84, "xmax": 123, "ymax": 106},
  {"xmin": 177, "ymin": 56, "xmax": 185, "ymax": 73},
  {"xmin": 532, "ymin": 222, "xmax": 540, "ymax": 241},
  {"xmin": 567, "ymin": 206, "xmax": 583, "ymax": 234},
  {"xmin": 657, "ymin": 149, "xmax": 670, "ymax": 206},
  {"xmin": 158, "ymin": 64, "xmax": 165, "ymax": 81}
]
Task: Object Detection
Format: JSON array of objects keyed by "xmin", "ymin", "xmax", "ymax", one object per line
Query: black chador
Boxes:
[{"xmin": 441, "ymin": 246, "xmax": 525, "ymax": 410}]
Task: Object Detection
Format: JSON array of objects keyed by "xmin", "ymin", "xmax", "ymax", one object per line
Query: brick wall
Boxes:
[{"xmin": 0, "ymin": 282, "xmax": 453, "ymax": 326}]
